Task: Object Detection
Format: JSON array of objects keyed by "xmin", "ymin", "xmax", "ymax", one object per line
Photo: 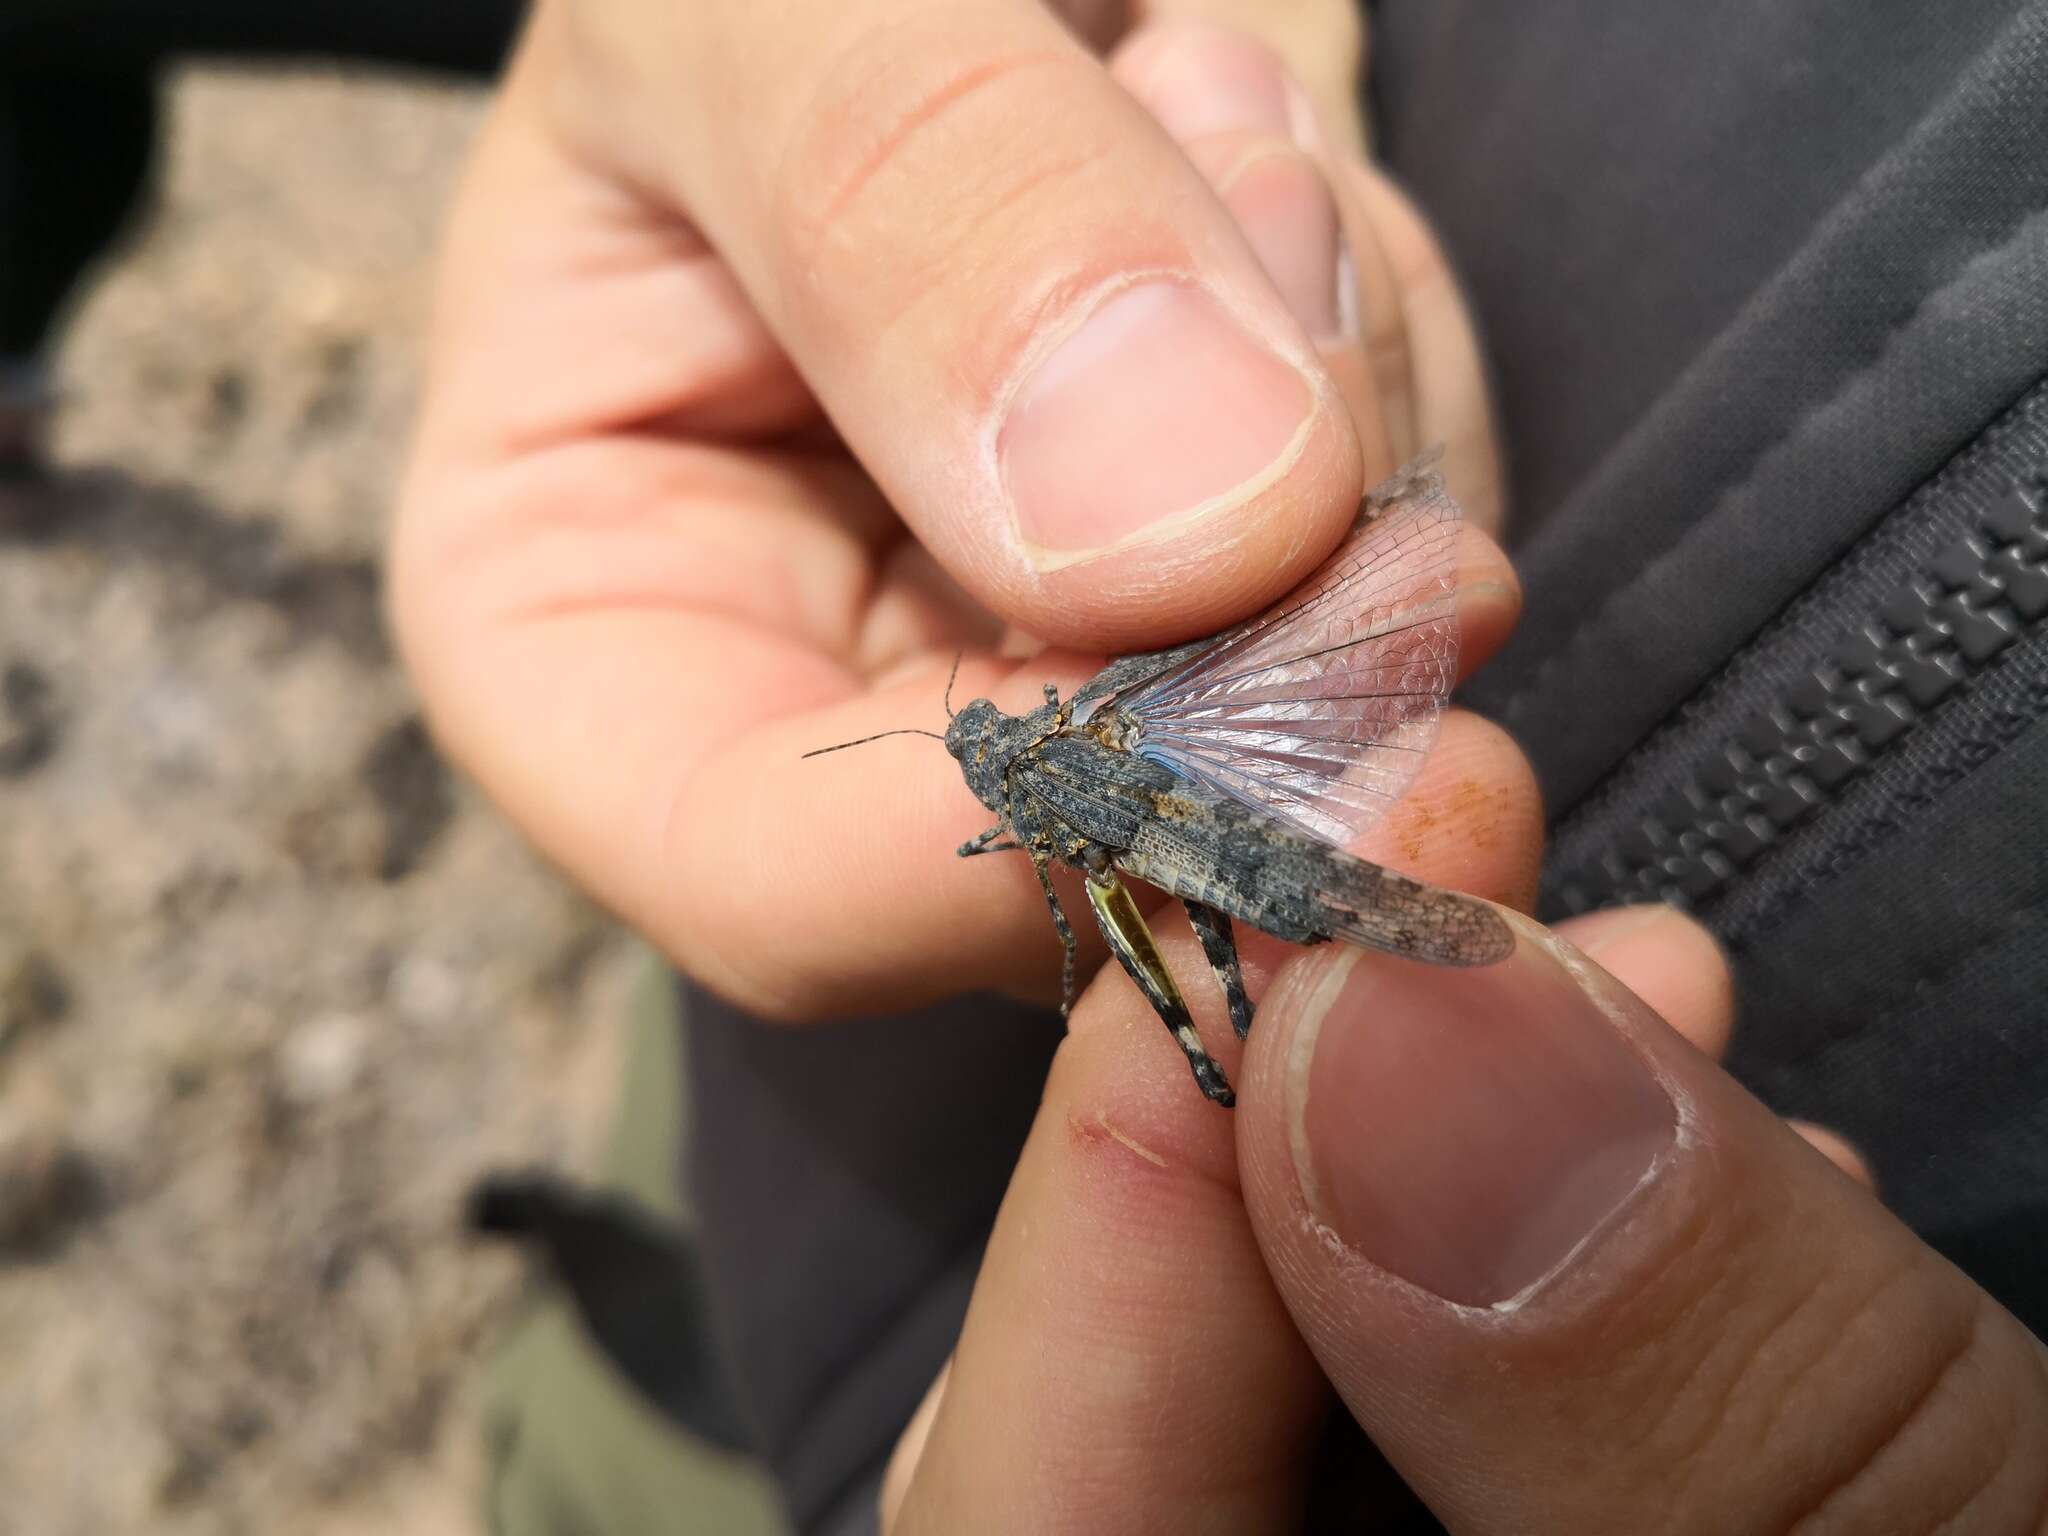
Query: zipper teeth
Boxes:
[
  {"xmin": 1550, "ymin": 474, "xmax": 2048, "ymax": 915},
  {"xmin": 1714, "ymin": 620, "xmax": 2048, "ymax": 945}
]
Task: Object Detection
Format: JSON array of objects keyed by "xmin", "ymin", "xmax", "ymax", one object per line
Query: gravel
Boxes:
[{"xmin": 0, "ymin": 63, "xmax": 636, "ymax": 1535}]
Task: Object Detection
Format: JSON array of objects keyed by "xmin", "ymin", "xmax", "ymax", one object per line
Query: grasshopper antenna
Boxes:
[
  {"xmin": 801, "ymin": 728, "xmax": 945, "ymax": 759},
  {"xmin": 942, "ymin": 649, "xmax": 964, "ymax": 719}
]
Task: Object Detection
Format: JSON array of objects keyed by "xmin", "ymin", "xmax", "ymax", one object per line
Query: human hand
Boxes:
[
  {"xmin": 391, "ymin": 1, "xmax": 1528, "ymax": 1022},
  {"xmin": 879, "ymin": 903, "xmax": 2048, "ymax": 1532}
]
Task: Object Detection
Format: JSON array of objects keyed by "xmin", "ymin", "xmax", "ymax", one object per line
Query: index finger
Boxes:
[{"xmin": 884, "ymin": 919, "xmax": 1324, "ymax": 1534}]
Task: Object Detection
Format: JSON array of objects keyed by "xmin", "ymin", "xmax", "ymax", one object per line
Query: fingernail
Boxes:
[
  {"xmin": 1574, "ymin": 901, "xmax": 1677, "ymax": 959},
  {"xmin": 1137, "ymin": 33, "xmax": 1297, "ymax": 145},
  {"xmin": 1288, "ymin": 926, "xmax": 1677, "ymax": 1308},
  {"xmin": 998, "ymin": 282, "xmax": 1316, "ymax": 564},
  {"xmin": 1218, "ymin": 147, "xmax": 1351, "ymax": 344}
]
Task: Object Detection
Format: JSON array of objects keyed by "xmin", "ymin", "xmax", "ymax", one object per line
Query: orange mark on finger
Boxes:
[
  {"xmin": 1391, "ymin": 776, "xmax": 1524, "ymax": 866},
  {"xmin": 1445, "ymin": 777, "xmax": 1501, "ymax": 850},
  {"xmin": 1390, "ymin": 797, "xmax": 1438, "ymax": 866},
  {"xmin": 1067, "ymin": 1109, "xmax": 1169, "ymax": 1169}
]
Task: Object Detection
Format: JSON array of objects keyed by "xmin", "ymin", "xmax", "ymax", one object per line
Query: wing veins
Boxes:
[
  {"xmin": 1114, "ymin": 503, "xmax": 1453, "ymax": 711},
  {"xmin": 1156, "ymin": 611, "xmax": 1451, "ymax": 700}
]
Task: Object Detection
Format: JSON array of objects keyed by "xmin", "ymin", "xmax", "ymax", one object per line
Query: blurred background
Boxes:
[{"xmin": 0, "ymin": 61, "xmax": 779, "ymax": 1534}]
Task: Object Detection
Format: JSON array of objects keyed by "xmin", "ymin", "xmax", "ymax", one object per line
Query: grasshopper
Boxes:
[{"xmin": 818, "ymin": 457, "xmax": 1512, "ymax": 1106}]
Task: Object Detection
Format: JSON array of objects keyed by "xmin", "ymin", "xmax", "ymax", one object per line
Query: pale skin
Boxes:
[{"xmin": 393, "ymin": 1, "xmax": 2048, "ymax": 1530}]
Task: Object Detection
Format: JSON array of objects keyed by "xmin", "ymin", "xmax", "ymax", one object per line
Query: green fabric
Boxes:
[
  {"xmin": 484, "ymin": 1303, "xmax": 785, "ymax": 1536},
  {"xmin": 601, "ymin": 959, "xmax": 693, "ymax": 1227},
  {"xmin": 482, "ymin": 951, "xmax": 789, "ymax": 1536}
]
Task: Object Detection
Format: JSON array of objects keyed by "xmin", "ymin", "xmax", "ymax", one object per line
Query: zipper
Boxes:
[{"xmin": 1544, "ymin": 375, "xmax": 2048, "ymax": 939}]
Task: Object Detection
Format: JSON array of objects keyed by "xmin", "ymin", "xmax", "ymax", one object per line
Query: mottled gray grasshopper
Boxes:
[{"xmin": 815, "ymin": 457, "xmax": 1513, "ymax": 1106}]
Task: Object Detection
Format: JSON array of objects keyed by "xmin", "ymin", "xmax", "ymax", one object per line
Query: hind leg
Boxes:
[
  {"xmin": 1083, "ymin": 869, "xmax": 1234, "ymax": 1107},
  {"xmin": 1184, "ymin": 900, "xmax": 1253, "ymax": 1040}
]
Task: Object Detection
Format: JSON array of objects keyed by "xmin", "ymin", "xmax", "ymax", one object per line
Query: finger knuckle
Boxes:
[
  {"xmin": 1606, "ymin": 1220, "xmax": 2048, "ymax": 1533},
  {"xmin": 768, "ymin": 18, "xmax": 1122, "ymax": 344},
  {"xmin": 1775, "ymin": 1284, "xmax": 2048, "ymax": 1535}
]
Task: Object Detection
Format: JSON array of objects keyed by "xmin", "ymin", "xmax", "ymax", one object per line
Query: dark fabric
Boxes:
[
  {"xmin": 1434, "ymin": 1, "xmax": 2048, "ymax": 810},
  {"xmin": 679, "ymin": 988, "xmax": 1059, "ymax": 1533},
  {"xmin": 1725, "ymin": 698, "xmax": 2048, "ymax": 1339},
  {"xmin": 1371, "ymin": 0, "xmax": 2030, "ymax": 552}
]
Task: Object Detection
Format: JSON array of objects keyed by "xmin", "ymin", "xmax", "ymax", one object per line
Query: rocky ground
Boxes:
[{"xmin": 0, "ymin": 65, "xmax": 649, "ymax": 1534}]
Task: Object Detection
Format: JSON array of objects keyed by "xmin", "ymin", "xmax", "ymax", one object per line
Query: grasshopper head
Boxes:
[{"xmin": 944, "ymin": 698, "xmax": 1009, "ymax": 811}]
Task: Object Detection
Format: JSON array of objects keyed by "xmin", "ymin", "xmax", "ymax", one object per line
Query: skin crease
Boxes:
[{"xmin": 389, "ymin": 0, "xmax": 2048, "ymax": 1531}]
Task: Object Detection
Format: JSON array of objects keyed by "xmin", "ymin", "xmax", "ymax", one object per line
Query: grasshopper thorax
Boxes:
[{"xmin": 944, "ymin": 696, "xmax": 1042, "ymax": 813}]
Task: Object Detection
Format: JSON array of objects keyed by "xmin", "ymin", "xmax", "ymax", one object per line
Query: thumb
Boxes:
[
  {"xmin": 1237, "ymin": 912, "xmax": 2048, "ymax": 1533},
  {"xmin": 547, "ymin": 0, "xmax": 1362, "ymax": 649}
]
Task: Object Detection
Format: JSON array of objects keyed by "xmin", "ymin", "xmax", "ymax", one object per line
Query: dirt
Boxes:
[{"xmin": 0, "ymin": 64, "xmax": 638, "ymax": 1535}]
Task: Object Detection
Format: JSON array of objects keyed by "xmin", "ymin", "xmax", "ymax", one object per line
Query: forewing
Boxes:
[
  {"xmin": 1110, "ymin": 455, "xmax": 1461, "ymax": 845},
  {"xmin": 1317, "ymin": 863, "xmax": 1516, "ymax": 968},
  {"xmin": 1118, "ymin": 775, "xmax": 1514, "ymax": 966}
]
